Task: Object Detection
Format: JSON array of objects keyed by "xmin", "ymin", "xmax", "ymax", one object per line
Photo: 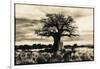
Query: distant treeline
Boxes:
[
  {"xmin": 15, "ymin": 44, "xmax": 52, "ymax": 50},
  {"xmin": 15, "ymin": 44, "xmax": 93, "ymax": 50},
  {"xmin": 64, "ymin": 44, "xmax": 93, "ymax": 49}
]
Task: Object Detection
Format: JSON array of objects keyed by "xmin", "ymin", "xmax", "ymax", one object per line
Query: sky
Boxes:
[{"xmin": 15, "ymin": 4, "xmax": 94, "ymax": 45}]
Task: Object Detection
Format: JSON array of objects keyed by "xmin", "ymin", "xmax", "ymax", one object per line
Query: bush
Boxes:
[{"xmin": 15, "ymin": 44, "xmax": 94, "ymax": 65}]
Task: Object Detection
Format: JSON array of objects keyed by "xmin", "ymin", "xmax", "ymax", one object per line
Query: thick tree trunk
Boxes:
[{"xmin": 52, "ymin": 35, "xmax": 61, "ymax": 54}]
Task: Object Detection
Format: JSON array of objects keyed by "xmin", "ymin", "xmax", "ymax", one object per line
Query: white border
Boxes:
[
  {"xmin": 10, "ymin": 1, "xmax": 14, "ymax": 69},
  {"xmin": 11, "ymin": 0, "xmax": 95, "ymax": 69}
]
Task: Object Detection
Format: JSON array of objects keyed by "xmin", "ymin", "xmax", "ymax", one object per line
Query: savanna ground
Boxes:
[{"xmin": 15, "ymin": 44, "xmax": 94, "ymax": 65}]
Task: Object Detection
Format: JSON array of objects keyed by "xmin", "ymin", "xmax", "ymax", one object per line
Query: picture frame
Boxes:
[{"xmin": 10, "ymin": 0, "xmax": 94, "ymax": 69}]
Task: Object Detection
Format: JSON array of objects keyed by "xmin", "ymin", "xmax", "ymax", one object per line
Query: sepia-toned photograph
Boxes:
[{"xmin": 14, "ymin": 3, "xmax": 94, "ymax": 65}]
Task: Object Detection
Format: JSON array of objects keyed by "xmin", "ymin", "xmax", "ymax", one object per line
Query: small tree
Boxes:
[{"xmin": 35, "ymin": 13, "xmax": 79, "ymax": 54}]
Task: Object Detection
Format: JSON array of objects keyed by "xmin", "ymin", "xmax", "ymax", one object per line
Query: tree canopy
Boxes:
[{"xmin": 35, "ymin": 13, "xmax": 78, "ymax": 37}]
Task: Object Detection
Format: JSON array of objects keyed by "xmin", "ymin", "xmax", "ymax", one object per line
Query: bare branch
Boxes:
[{"xmin": 35, "ymin": 13, "xmax": 79, "ymax": 38}]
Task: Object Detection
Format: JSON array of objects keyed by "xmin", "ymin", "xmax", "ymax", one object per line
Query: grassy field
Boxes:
[{"xmin": 15, "ymin": 44, "xmax": 94, "ymax": 65}]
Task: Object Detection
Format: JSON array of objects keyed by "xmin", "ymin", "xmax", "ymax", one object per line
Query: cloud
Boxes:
[
  {"xmin": 63, "ymin": 8, "xmax": 93, "ymax": 18},
  {"xmin": 15, "ymin": 4, "xmax": 93, "ymax": 19},
  {"xmin": 15, "ymin": 4, "xmax": 93, "ymax": 44}
]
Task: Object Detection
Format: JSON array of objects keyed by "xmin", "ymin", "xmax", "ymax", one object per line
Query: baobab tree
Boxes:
[{"xmin": 35, "ymin": 13, "xmax": 79, "ymax": 54}]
